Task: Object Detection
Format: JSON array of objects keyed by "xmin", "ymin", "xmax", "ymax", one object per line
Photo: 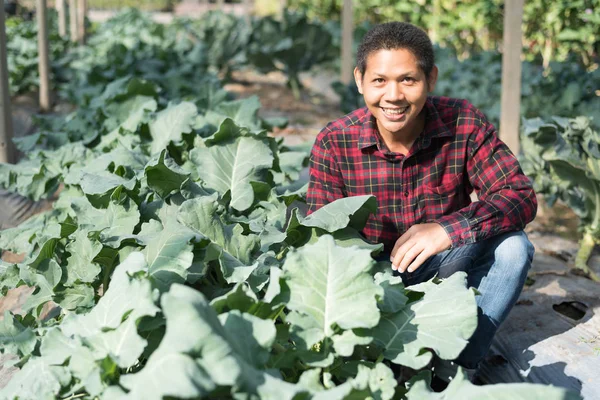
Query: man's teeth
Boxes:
[{"xmin": 383, "ymin": 107, "xmax": 408, "ymax": 115}]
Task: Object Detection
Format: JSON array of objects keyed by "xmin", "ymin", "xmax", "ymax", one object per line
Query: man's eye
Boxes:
[
  {"xmin": 403, "ymin": 77, "xmax": 415, "ymax": 83},
  {"xmin": 374, "ymin": 78, "xmax": 384, "ymax": 83}
]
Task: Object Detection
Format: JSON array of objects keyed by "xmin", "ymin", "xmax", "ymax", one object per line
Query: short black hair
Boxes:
[{"xmin": 356, "ymin": 22, "xmax": 435, "ymax": 80}]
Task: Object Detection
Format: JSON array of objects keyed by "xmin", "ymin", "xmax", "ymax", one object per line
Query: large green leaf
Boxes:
[
  {"xmin": 199, "ymin": 96, "xmax": 263, "ymax": 131},
  {"xmin": 21, "ymin": 259, "xmax": 62, "ymax": 314},
  {"xmin": 368, "ymin": 273, "xmax": 477, "ymax": 369},
  {"xmin": 210, "ymin": 281, "xmax": 282, "ymax": 319},
  {"xmin": 57, "ymin": 284, "xmax": 96, "ymax": 311},
  {"xmin": 61, "ymin": 252, "xmax": 159, "ymax": 338},
  {"xmin": 144, "ymin": 150, "xmax": 190, "ymax": 199},
  {"xmin": 70, "ymin": 193, "xmax": 140, "ymax": 248},
  {"xmin": 142, "ymin": 205, "xmax": 197, "ymax": 292},
  {"xmin": 301, "ymin": 195, "xmax": 377, "ymax": 232},
  {"xmin": 178, "ymin": 195, "xmax": 260, "ymax": 281},
  {"xmin": 189, "ymin": 135, "xmax": 274, "ymax": 211},
  {"xmin": 149, "ymin": 101, "xmax": 198, "ymax": 155},
  {"xmin": 103, "ymin": 95, "xmax": 157, "ymax": 132},
  {"xmin": 39, "ymin": 328, "xmax": 82, "ymax": 365},
  {"xmin": 78, "ymin": 172, "xmax": 138, "ymax": 197},
  {"xmin": 63, "ymin": 229, "xmax": 103, "ymax": 286},
  {"xmin": 0, "ymin": 358, "xmax": 70, "ymax": 400},
  {"xmin": 406, "ymin": 368, "xmax": 581, "ymax": 400},
  {"xmin": 86, "ymin": 318, "xmax": 149, "ymax": 369},
  {"xmin": 0, "ymin": 311, "xmax": 36, "ymax": 357},
  {"xmin": 121, "ymin": 284, "xmax": 306, "ymax": 399},
  {"xmin": 283, "ymin": 234, "xmax": 382, "ymax": 341}
]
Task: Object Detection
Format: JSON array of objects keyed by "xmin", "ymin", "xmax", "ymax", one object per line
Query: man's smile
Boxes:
[{"xmin": 381, "ymin": 106, "xmax": 409, "ymax": 119}]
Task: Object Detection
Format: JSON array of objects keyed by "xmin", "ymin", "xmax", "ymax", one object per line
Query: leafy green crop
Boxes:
[
  {"xmin": 179, "ymin": 11, "xmax": 252, "ymax": 80},
  {"xmin": 248, "ymin": 11, "xmax": 335, "ymax": 98},
  {"xmin": 5, "ymin": 12, "xmax": 71, "ymax": 95},
  {"xmin": 522, "ymin": 116, "xmax": 600, "ymax": 281}
]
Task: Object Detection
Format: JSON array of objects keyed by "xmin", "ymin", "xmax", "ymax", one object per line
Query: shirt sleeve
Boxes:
[
  {"xmin": 306, "ymin": 131, "xmax": 346, "ymax": 215},
  {"xmin": 433, "ymin": 121, "xmax": 538, "ymax": 248}
]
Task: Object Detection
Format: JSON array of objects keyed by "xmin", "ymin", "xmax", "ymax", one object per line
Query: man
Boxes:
[{"xmin": 306, "ymin": 22, "xmax": 537, "ymax": 377}]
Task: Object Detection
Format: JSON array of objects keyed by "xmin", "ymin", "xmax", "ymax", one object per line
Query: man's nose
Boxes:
[{"xmin": 384, "ymin": 83, "xmax": 404, "ymax": 101}]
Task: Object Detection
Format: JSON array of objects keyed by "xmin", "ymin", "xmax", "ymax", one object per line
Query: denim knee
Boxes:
[{"xmin": 492, "ymin": 230, "xmax": 535, "ymax": 279}]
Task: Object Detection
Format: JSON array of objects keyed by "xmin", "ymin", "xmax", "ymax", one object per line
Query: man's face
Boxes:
[{"xmin": 354, "ymin": 48, "xmax": 437, "ymax": 142}]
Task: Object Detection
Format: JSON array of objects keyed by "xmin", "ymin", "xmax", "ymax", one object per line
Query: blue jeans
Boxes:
[{"xmin": 392, "ymin": 230, "xmax": 535, "ymax": 369}]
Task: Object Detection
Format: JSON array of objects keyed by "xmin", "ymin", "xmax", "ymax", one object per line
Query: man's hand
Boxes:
[{"xmin": 390, "ymin": 223, "xmax": 452, "ymax": 273}]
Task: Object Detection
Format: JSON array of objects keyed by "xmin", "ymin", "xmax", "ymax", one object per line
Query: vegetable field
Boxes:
[{"xmin": 0, "ymin": 6, "xmax": 598, "ymax": 400}]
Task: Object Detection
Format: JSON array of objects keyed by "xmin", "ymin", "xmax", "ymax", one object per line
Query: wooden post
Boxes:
[
  {"xmin": 244, "ymin": 0, "xmax": 253, "ymax": 24},
  {"xmin": 77, "ymin": 0, "xmax": 86, "ymax": 45},
  {"xmin": 341, "ymin": 0, "xmax": 353, "ymax": 84},
  {"xmin": 279, "ymin": 0, "xmax": 286, "ymax": 19},
  {"xmin": 37, "ymin": 0, "xmax": 51, "ymax": 112},
  {"xmin": 69, "ymin": 0, "xmax": 77, "ymax": 43},
  {"xmin": 56, "ymin": 0, "xmax": 67, "ymax": 37},
  {"xmin": 0, "ymin": 3, "xmax": 15, "ymax": 164},
  {"xmin": 500, "ymin": 0, "xmax": 524, "ymax": 155}
]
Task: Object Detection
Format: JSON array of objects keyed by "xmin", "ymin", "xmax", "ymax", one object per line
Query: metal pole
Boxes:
[
  {"xmin": 69, "ymin": 0, "xmax": 77, "ymax": 43},
  {"xmin": 499, "ymin": 0, "xmax": 524, "ymax": 155},
  {"xmin": 37, "ymin": 0, "xmax": 51, "ymax": 112},
  {"xmin": 57, "ymin": 0, "xmax": 67, "ymax": 38},
  {"xmin": 341, "ymin": 0, "xmax": 353, "ymax": 84},
  {"xmin": 0, "ymin": 3, "xmax": 14, "ymax": 164}
]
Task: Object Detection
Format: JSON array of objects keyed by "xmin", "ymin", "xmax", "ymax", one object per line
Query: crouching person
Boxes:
[{"xmin": 306, "ymin": 21, "xmax": 537, "ymax": 380}]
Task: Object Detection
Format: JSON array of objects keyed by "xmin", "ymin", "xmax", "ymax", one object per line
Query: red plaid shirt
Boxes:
[{"xmin": 306, "ymin": 96, "xmax": 537, "ymax": 252}]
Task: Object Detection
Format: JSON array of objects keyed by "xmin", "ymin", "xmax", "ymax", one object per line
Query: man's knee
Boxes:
[{"xmin": 493, "ymin": 230, "xmax": 534, "ymax": 277}]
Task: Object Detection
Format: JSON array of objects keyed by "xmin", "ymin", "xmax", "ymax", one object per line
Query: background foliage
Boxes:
[{"xmin": 287, "ymin": 0, "xmax": 600, "ymax": 69}]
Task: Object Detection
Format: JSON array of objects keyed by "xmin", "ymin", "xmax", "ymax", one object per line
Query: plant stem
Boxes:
[
  {"xmin": 573, "ymin": 182, "xmax": 600, "ymax": 282},
  {"xmin": 289, "ymin": 75, "xmax": 301, "ymax": 100},
  {"xmin": 575, "ymin": 231, "xmax": 600, "ymax": 282},
  {"xmin": 62, "ymin": 393, "xmax": 86, "ymax": 400}
]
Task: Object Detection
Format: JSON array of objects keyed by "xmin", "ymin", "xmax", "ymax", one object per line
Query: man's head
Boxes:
[
  {"xmin": 356, "ymin": 22, "xmax": 435, "ymax": 82},
  {"xmin": 353, "ymin": 22, "xmax": 438, "ymax": 145}
]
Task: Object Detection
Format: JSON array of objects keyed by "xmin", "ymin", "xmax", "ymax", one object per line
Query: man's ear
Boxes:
[
  {"xmin": 353, "ymin": 67, "xmax": 364, "ymax": 94},
  {"xmin": 427, "ymin": 65, "xmax": 439, "ymax": 92}
]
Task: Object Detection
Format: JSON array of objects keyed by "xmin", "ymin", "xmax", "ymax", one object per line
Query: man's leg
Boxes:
[{"xmin": 400, "ymin": 230, "xmax": 535, "ymax": 369}]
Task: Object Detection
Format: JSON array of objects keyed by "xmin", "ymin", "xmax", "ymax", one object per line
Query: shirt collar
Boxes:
[
  {"xmin": 358, "ymin": 97, "xmax": 454, "ymax": 151},
  {"xmin": 358, "ymin": 108, "xmax": 380, "ymax": 150}
]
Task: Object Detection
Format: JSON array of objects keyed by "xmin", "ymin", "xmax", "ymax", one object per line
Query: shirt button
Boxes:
[{"xmin": 404, "ymin": 191, "xmax": 409, "ymax": 197}]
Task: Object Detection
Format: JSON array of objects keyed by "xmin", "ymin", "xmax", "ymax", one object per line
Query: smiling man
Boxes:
[{"xmin": 306, "ymin": 22, "xmax": 537, "ymax": 379}]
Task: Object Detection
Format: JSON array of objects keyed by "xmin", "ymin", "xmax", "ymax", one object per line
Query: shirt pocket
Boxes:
[{"xmin": 422, "ymin": 174, "xmax": 463, "ymax": 220}]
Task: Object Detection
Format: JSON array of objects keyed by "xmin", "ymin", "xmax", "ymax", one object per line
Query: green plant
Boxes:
[
  {"xmin": 248, "ymin": 11, "xmax": 335, "ymax": 99},
  {"xmin": 287, "ymin": 0, "xmax": 599, "ymax": 69},
  {"xmin": 181, "ymin": 10, "xmax": 252, "ymax": 80},
  {"xmin": 5, "ymin": 12, "xmax": 71, "ymax": 95},
  {"xmin": 521, "ymin": 116, "xmax": 600, "ymax": 281}
]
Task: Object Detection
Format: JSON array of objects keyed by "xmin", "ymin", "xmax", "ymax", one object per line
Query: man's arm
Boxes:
[
  {"xmin": 391, "ymin": 120, "xmax": 537, "ymax": 273},
  {"xmin": 306, "ymin": 132, "xmax": 346, "ymax": 215},
  {"xmin": 434, "ymin": 121, "xmax": 537, "ymax": 248}
]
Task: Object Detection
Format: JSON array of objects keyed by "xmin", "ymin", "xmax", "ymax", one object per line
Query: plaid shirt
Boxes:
[{"xmin": 306, "ymin": 96, "xmax": 537, "ymax": 252}]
